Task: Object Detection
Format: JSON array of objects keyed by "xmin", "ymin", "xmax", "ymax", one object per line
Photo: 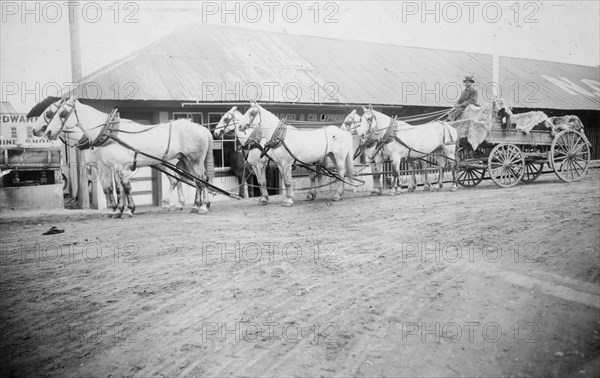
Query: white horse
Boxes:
[
  {"xmin": 357, "ymin": 105, "xmax": 459, "ymax": 194},
  {"xmin": 213, "ymin": 107, "xmax": 270, "ymax": 205},
  {"xmin": 33, "ymin": 97, "xmax": 215, "ymax": 217},
  {"xmin": 237, "ymin": 102, "xmax": 355, "ymax": 206},
  {"xmin": 341, "ymin": 109, "xmax": 390, "ymax": 195}
]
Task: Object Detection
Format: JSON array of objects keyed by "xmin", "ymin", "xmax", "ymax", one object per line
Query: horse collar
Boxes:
[
  {"xmin": 240, "ymin": 123, "xmax": 264, "ymax": 152},
  {"xmin": 77, "ymin": 108, "xmax": 121, "ymax": 150}
]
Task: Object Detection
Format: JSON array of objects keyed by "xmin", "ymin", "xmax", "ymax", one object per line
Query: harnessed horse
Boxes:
[
  {"xmin": 33, "ymin": 97, "xmax": 215, "ymax": 217},
  {"xmin": 213, "ymin": 107, "xmax": 270, "ymax": 205},
  {"xmin": 237, "ymin": 102, "xmax": 355, "ymax": 207},
  {"xmin": 342, "ymin": 109, "xmax": 390, "ymax": 195},
  {"xmin": 357, "ymin": 105, "xmax": 459, "ymax": 194}
]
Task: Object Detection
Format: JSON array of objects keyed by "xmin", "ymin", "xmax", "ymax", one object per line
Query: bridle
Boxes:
[
  {"xmin": 361, "ymin": 110, "xmax": 384, "ymax": 142},
  {"xmin": 239, "ymin": 105, "xmax": 263, "ymax": 132},
  {"xmin": 214, "ymin": 110, "xmax": 239, "ymax": 136},
  {"xmin": 44, "ymin": 98, "xmax": 114, "ymax": 148},
  {"xmin": 342, "ymin": 115, "xmax": 362, "ymax": 133},
  {"xmin": 48, "ymin": 98, "xmax": 80, "ymax": 135}
]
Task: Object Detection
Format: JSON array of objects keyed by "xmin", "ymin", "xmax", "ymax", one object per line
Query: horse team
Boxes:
[{"xmin": 32, "ymin": 98, "xmax": 460, "ymax": 218}]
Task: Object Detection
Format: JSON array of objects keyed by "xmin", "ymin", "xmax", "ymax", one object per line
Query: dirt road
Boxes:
[{"xmin": 1, "ymin": 171, "xmax": 599, "ymax": 377}]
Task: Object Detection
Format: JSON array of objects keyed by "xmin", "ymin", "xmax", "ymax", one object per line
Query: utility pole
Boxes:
[
  {"xmin": 68, "ymin": 0, "xmax": 89, "ymax": 209},
  {"xmin": 492, "ymin": 54, "xmax": 500, "ymax": 100}
]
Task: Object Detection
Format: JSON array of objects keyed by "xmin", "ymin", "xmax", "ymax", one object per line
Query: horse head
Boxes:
[
  {"xmin": 357, "ymin": 104, "xmax": 377, "ymax": 140},
  {"xmin": 214, "ymin": 106, "xmax": 242, "ymax": 138},
  {"xmin": 44, "ymin": 96, "xmax": 80, "ymax": 140},
  {"xmin": 31, "ymin": 97, "xmax": 69, "ymax": 138},
  {"xmin": 341, "ymin": 109, "xmax": 361, "ymax": 133},
  {"xmin": 238, "ymin": 101, "xmax": 262, "ymax": 132}
]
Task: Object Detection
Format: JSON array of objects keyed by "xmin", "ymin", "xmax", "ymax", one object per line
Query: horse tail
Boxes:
[{"xmin": 204, "ymin": 129, "xmax": 215, "ymax": 183}]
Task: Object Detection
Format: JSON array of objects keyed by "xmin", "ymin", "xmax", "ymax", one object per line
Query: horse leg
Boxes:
[
  {"xmin": 281, "ymin": 161, "xmax": 294, "ymax": 207},
  {"xmin": 189, "ymin": 160, "xmax": 208, "ymax": 215},
  {"xmin": 333, "ymin": 154, "xmax": 346, "ymax": 201},
  {"xmin": 176, "ymin": 180, "xmax": 185, "ymax": 209},
  {"xmin": 112, "ymin": 168, "xmax": 125, "ymax": 218},
  {"xmin": 306, "ymin": 168, "xmax": 317, "ymax": 201},
  {"xmin": 421, "ymin": 160, "xmax": 432, "ymax": 191},
  {"xmin": 100, "ymin": 165, "xmax": 117, "ymax": 218},
  {"xmin": 162, "ymin": 173, "xmax": 178, "ymax": 211},
  {"xmin": 447, "ymin": 147, "xmax": 458, "ymax": 192},
  {"xmin": 253, "ymin": 162, "xmax": 269, "ymax": 205},
  {"xmin": 434, "ymin": 154, "xmax": 444, "ymax": 191},
  {"xmin": 237, "ymin": 173, "xmax": 245, "ymax": 198},
  {"xmin": 116, "ymin": 168, "xmax": 135, "ymax": 218},
  {"xmin": 389, "ymin": 157, "xmax": 400, "ymax": 196},
  {"xmin": 370, "ymin": 157, "xmax": 383, "ymax": 196},
  {"xmin": 406, "ymin": 160, "xmax": 416, "ymax": 192}
]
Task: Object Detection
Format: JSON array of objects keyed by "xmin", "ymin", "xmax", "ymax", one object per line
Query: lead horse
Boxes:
[
  {"xmin": 237, "ymin": 102, "xmax": 355, "ymax": 206},
  {"xmin": 356, "ymin": 105, "xmax": 459, "ymax": 194},
  {"xmin": 33, "ymin": 97, "xmax": 215, "ymax": 217}
]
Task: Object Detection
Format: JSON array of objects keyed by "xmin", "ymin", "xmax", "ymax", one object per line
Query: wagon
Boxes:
[{"xmin": 455, "ymin": 124, "xmax": 591, "ymax": 188}]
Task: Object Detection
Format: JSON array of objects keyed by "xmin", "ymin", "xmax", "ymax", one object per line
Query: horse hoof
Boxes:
[
  {"xmin": 388, "ymin": 191, "xmax": 396, "ymax": 196},
  {"xmin": 103, "ymin": 213, "xmax": 113, "ymax": 219},
  {"xmin": 332, "ymin": 195, "xmax": 342, "ymax": 202},
  {"xmin": 450, "ymin": 186, "xmax": 457, "ymax": 192},
  {"xmin": 191, "ymin": 206, "xmax": 208, "ymax": 215},
  {"xmin": 282, "ymin": 199, "xmax": 294, "ymax": 207},
  {"xmin": 258, "ymin": 198, "xmax": 268, "ymax": 206},
  {"xmin": 113, "ymin": 212, "xmax": 123, "ymax": 219},
  {"xmin": 123, "ymin": 210, "xmax": 133, "ymax": 218},
  {"xmin": 408, "ymin": 187, "xmax": 416, "ymax": 192},
  {"xmin": 370, "ymin": 191, "xmax": 382, "ymax": 196},
  {"xmin": 306, "ymin": 193, "xmax": 315, "ymax": 201}
]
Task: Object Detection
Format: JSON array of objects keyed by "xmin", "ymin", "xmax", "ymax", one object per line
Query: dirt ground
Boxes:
[{"xmin": 1, "ymin": 170, "xmax": 599, "ymax": 378}]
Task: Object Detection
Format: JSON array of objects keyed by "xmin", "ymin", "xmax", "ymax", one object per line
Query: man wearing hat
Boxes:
[{"xmin": 447, "ymin": 75, "xmax": 479, "ymax": 121}]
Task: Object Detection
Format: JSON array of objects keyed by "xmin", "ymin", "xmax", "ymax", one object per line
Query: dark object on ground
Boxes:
[{"xmin": 43, "ymin": 226, "xmax": 65, "ymax": 235}]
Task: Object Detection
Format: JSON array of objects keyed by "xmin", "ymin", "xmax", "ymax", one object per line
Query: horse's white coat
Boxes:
[{"xmin": 33, "ymin": 99, "xmax": 214, "ymax": 216}]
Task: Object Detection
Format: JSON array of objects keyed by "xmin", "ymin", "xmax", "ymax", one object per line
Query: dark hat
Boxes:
[{"xmin": 463, "ymin": 76, "xmax": 475, "ymax": 83}]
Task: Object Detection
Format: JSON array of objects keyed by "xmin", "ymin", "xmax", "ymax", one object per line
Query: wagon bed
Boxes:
[{"xmin": 456, "ymin": 122, "xmax": 591, "ymax": 188}]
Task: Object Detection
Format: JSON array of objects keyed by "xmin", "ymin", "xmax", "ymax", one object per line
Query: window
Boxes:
[
  {"xmin": 11, "ymin": 126, "xmax": 17, "ymax": 139},
  {"xmin": 208, "ymin": 112, "xmax": 238, "ymax": 171},
  {"xmin": 172, "ymin": 112, "xmax": 203, "ymax": 124},
  {"xmin": 27, "ymin": 127, "xmax": 33, "ymax": 138}
]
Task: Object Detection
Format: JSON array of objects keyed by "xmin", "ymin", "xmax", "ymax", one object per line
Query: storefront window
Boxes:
[{"xmin": 208, "ymin": 112, "xmax": 238, "ymax": 171}]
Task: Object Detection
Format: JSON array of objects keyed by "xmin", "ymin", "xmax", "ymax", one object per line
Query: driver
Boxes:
[{"xmin": 446, "ymin": 76, "xmax": 479, "ymax": 121}]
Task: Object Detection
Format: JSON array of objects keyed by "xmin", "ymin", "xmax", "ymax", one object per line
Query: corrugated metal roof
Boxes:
[
  {"xmin": 1, "ymin": 102, "xmax": 18, "ymax": 114},
  {"xmin": 70, "ymin": 23, "xmax": 599, "ymax": 110}
]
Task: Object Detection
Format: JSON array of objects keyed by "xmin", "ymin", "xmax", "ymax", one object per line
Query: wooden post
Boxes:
[
  {"xmin": 492, "ymin": 54, "xmax": 500, "ymax": 99},
  {"xmin": 68, "ymin": 0, "xmax": 89, "ymax": 208}
]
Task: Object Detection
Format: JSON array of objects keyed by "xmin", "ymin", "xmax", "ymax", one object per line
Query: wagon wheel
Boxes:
[
  {"xmin": 522, "ymin": 161, "xmax": 544, "ymax": 183},
  {"xmin": 456, "ymin": 147, "xmax": 486, "ymax": 187},
  {"xmin": 551, "ymin": 129, "xmax": 591, "ymax": 182},
  {"xmin": 487, "ymin": 143, "xmax": 525, "ymax": 187}
]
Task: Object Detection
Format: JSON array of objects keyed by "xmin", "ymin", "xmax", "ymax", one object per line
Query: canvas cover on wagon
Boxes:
[{"xmin": 447, "ymin": 102, "xmax": 585, "ymax": 150}]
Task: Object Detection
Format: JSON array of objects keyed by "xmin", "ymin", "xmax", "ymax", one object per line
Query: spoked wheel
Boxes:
[
  {"xmin": 522, "ymin": 161, "xmax": 544, "ymax": 183},
  {"xmin": 488, "ymin": 143, "xmax": 525, "ymax": 187},
  {"xmin": 551, "ymin": 129, "xmax": 591, "ymax": 182},
  {"xmin": 456, "ymin": 147, "xmax": 486, "ymax": 187}
]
